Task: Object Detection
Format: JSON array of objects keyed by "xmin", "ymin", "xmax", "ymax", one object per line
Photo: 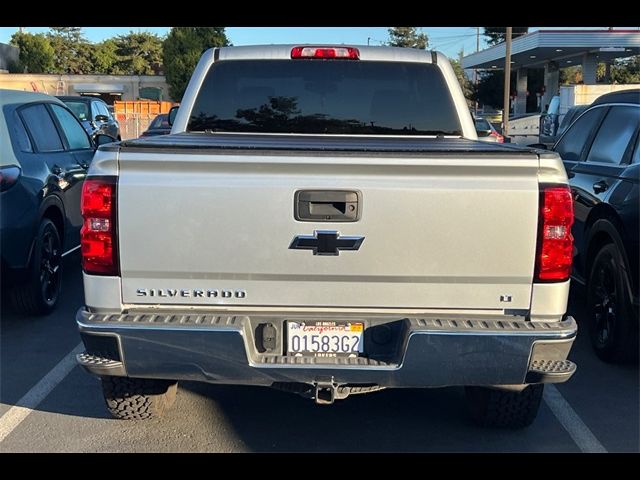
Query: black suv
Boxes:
[
  {"xmin": 1, "ymin": 90, "xmax": 112, "ymax": 315},
  {"xmin": 56, "ymin": 96, "xmax": 121, "ymax": 141},
  {"xmin": 552, "ymin": 89, "xmax": 639, "ymax": 362}
]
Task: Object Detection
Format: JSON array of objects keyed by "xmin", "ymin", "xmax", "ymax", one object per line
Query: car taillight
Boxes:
[
  {"xmin": 81, "ymin": 176, "xmax": 118, "ymax": 275},
  {"xmin": 490, "ymin": 131, "xmax": 504, "ymax": 143},
  {"xmin": 535, "ymin": 185, "xmax": 574, "ymax": 282},
  {"xmin": 291, "ymin": 46, "xmax": 360, "ymax": 59},
  {"xmin": 0, "ymin": 165, "xmax": 21, "ymax": 192}
]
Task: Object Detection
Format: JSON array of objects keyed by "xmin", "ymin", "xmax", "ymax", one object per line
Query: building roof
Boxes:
[{"xmin": 462, "ymin": 30, "xmax": 640, "ymax": 70}]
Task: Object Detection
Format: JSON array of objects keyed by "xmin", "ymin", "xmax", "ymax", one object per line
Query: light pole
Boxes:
[
  {"xmin": 474, "ymin": 26, "xmax": 480, "ymax": 115},
  {"xmin": 503, "ymin": 27, "xmax": 512, "ymax": 136}
]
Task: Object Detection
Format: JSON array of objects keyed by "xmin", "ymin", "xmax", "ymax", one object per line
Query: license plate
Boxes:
[{"xmin": 286, "ymin": 321, "xmax": 364, "ymax": 357}]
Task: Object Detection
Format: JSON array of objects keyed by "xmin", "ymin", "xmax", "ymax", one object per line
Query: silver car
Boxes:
[{"xmin": 475, "ymin": 117, "xmax": 504, "ymax": 143}]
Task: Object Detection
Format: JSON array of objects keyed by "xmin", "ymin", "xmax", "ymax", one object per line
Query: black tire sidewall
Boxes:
[
  {"xmin": 30, "ymin": 219, "xmax": 62, "ymax": 313},
  {"xmin": 587, "ymin": 243, "xmax": 632, "ymax": 359}
]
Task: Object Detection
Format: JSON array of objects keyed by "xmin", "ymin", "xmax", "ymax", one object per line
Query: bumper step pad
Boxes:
[
  {"xmin": 526, "ymin": 359, "xmax": 576, "ymax": 384},
  {"xmin": 77, "ymin": 352, "xmax": 126, "ymax": 376}
]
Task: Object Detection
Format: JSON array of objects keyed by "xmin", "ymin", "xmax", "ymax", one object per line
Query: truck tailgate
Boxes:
[{"xmin": 117, "ymin": 140, "xmax": 540, "ymax": 311}]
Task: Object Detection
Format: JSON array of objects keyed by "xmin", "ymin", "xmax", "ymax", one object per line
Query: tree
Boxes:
[
  {"xmin": 9, "ymin": 32, "xmax": 54, "ymax": 73},
  {"xmin": 451, "ymin": 51, "xmax": 474, "ymax": 102},
  {"xmin": 611, "ymin": 55, "xmax": 640, "ymax": 83},
  {"xmin": 483, "ymin": 27, "xmax": 529, "ymax": 45},
  {"xmin": 560, "ymin": 66, "xmax": 582, "ymax": 85},
  {"xmin": 91, "ymin": 39, "xmax": 120, "ymax": 74},
  {"xmin": 48, "ymin": 27, "xmax": 92, "ymax": 74},
  {"xmin": 387, "ymin": 27, "xmax": 428, "ymax": 49},
  {"xmin": 163, "ymin": 27, "xmax": 230, "ymax": 101},
  {"xmin": 113, "ymin": 32, "xmax": 164, "ymax": 75}
]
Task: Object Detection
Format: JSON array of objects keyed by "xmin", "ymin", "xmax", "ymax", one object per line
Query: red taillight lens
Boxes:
[
  {"xmin": 291, "ymin": 46, "xmax": 360, "ymax": 59},
  {"xmin": 535, "ymin": 185, "xmax": 574, "ymax": 282},
  {"xmin": 0, "ymin": 165, "xmax": 21, "ymax": 192},
  {"xmin": 491, "ymin": 131, "xmax": 504, "ymax": 143},
  {"xmin": 81, "ymin": 177, "xmax": 118, "ymax": 275}
]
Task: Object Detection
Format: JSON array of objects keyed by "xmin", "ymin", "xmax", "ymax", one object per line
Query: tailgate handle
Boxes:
[{"xmin": 295, "ymin": 190, "xmax": 360, "ymax": 222}]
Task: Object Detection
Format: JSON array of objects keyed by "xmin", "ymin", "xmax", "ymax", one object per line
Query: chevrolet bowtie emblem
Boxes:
[{"xmin": 289, "ymin": 230, "xmax": 365, "ymax": 256}]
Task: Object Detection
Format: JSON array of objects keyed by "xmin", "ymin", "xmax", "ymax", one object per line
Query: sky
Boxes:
[{"xmin": 0, "ymin": 27, "xmax": 636, "ymax": 60}]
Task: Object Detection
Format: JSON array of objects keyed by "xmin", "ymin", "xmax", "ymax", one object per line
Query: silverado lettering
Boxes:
[{"xmin": 136, "ymin": 288, "xmax": 247, "ymax": 299}]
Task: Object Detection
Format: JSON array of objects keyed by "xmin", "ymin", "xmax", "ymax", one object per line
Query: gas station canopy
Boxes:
[
  {"xmin": 462, "ymin": 30, "xmax": 640, "ymax": 115},
  {"xmin": 462, "ymin": 30, "xmax": 640, "ymax": 70}
]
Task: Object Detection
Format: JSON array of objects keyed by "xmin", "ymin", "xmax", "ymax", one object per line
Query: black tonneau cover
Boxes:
[{"xmin": 119, "ymin": 133, "xmax": 538, "ymax": 155}]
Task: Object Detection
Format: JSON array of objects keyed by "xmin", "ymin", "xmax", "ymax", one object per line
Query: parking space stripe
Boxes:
[
  {"xmin": 0, "ymin": 343, "xmax": 83, "ymax": 444},
  {"xmin": 61, "ymin": 245, "xmax": 81, "ymax": 257},
  {"xmin": 544, "ymin": 384, "xmax": 607, "ymax": 453}
]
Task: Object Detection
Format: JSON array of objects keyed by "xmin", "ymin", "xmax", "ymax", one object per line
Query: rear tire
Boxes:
[
  {"xmin": 587, "ymin": 243, "xmax": 638, "ymax": 363},
  {"xmin": 101, "ymin": 376, "xmax": 178, "ymax": 420},
  {"xmin": 465, "ymin": 384, "xmax": 544, "ymax": 428},
  {"xmin": 9, "ymin": 219, "xmax": 62, "ymax": 315}
]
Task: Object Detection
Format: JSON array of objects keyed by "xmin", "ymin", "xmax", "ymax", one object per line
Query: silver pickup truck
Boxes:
[{"xmin": 76, "ymin": 45, "xmax": 577, "ymax": 428}]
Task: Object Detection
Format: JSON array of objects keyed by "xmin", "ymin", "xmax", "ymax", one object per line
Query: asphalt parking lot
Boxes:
[{"xmin": 0, "ymin": 252, "xmax": 638, "ymax": 452}]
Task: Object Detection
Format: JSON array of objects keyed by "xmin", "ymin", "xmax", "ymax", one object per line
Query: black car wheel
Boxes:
[
  {"xmin": 10, "ymin": 218, "xmax": 62, "ymax": 315},
  {"xmin": 587, "ymin": 243, "xmax": 638, "ymax": 363}
]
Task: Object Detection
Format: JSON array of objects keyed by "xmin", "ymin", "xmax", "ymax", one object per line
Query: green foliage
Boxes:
[
  {"xmin": 611, "ymin": 55, "xmax": 640, "ymax": 83},
  {"xmin": 483, "ymin": 27, "xmax": 529, "ymax": 45},
  {"xmin": 91, "ymin": 39, "xmax": 120, "ymax": 74},
  {"xmin": 387, "ymin": 27, "xmax": 428, "ymax": 49},
  {"xmin": 163, "ymin": 27, "xmax": 230, "ymax": 101},
  {"xmin": 556, "ymin": 56, "xmax": 639, "ymax": 85},
  {"xmin": 113, "ymin": 32, "xmax": 164, "ymax": 75},
  {"xmin": 450, "ymin": 54, "xmax": 474, "ymax": 101},
  {"xmin": 559, "ymin": 65, "xmax": 582, "ymax": 85},
  {"xmin": 48, "ymin": 27, "xmax": 93, "ymax": 74},
  {"xmin": 9, "ymin": 32, "xmax": 54, "ymax": 73}
]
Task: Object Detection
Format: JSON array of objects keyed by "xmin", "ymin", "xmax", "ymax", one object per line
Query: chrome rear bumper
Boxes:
[{"xmin": 76, "ymin": 308, "xmax": 577, "ymax": 388}]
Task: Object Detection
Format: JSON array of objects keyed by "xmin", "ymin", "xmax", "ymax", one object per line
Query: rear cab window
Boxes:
[{"xmin": 187, "ymin": 60, "xmax": 462, "ymax": 136}]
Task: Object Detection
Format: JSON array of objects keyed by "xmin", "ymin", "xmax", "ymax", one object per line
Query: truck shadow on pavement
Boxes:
[{"xmin": 177, "ymin": 382, "xmax": 569, "ymax": 452}]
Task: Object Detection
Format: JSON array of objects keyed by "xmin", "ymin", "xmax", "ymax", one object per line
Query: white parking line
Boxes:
[
  {"xmin": 544, "ymin": 384, "xmax": 608, "ymax": 453},
  {"xmin": 0, "ymin": 343, "xmax": 83, "ymax": 444},
  {"xmin": 61, "ymin": 245, "xmax": 81, "ymax": 257}
]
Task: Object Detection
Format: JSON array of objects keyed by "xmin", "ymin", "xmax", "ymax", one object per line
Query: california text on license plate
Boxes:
[{"xmin": 286, "ymin": 321, "xmax": 364, "ymax": 357}]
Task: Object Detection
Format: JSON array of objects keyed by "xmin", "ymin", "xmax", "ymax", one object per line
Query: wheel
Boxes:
[
  {"xmin": 101, "ymin": 376, "xmax": 178, "ymax": 420},
  {"xmin": 465, "ymin": 384, "xmax": 544, "ymax": 428},
  {"xmin": 9, "ymin": 218, "xmax": 62, "ymax": 315},
  {"xmin": 587, "ymin": 243, "xmax": 638, "ymax": 363}
]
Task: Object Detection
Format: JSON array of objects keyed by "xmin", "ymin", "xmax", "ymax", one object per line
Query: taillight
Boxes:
[
  {"xmin": 490, "ymin": 131, "xmax": 504, "ymax": 143},
  {"xmin": 291, "ymin": 46, "xmax": 360, "ymax": 59},
  {"xmin": 535, "ymin": 185, "xmax": 574, "ymax": 282},
  {"xmin": 0, "ymin": 165, "xmax": 21, "ymax": 192},
  {"xmin": 81, "ymin": 176, "xmax": 118, "ymax": 275}
]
